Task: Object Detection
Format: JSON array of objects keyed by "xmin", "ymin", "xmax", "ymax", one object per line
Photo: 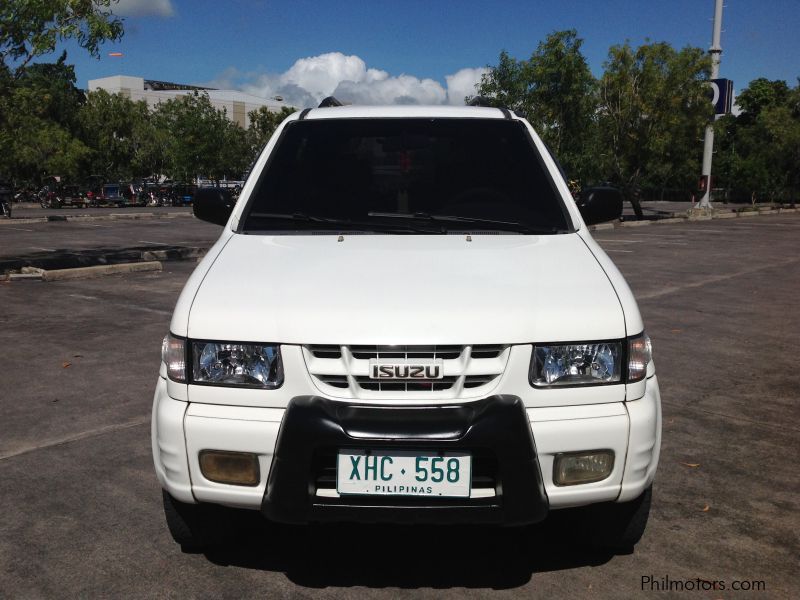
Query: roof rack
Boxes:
[
  {"xmin": 468, "ymin": 96, "xmax": 514, "ymax": 119},
  {"xmin": 318, "ymin": 96, "xmax": 344, "ymax": 108},
  {"xmin": 467, "ymin": 96, "xmax": 496, "ymax": 107}
]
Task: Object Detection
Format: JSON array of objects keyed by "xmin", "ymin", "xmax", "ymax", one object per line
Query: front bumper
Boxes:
[
  {"xmin": 262, "ymin": 395, "xmax": 548, "ymax": 525},
  {"xmin": 152, "ymin": 374, "xmax": 661, "ymax": 518}
]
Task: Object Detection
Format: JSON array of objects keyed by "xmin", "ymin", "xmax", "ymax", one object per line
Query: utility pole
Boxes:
[{"xmin": 698, "ymin": 0, "xmax": 724, "ymax": 209}]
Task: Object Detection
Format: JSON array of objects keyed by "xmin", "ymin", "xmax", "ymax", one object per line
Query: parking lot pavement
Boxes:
[
  {"xmin": 8, "ymin": 204, "xmax": 193, "ymax": 219},
  {"xmin": 0, "ymin": 216, "xmax": 219, "ymax": 270},
  {"xmin": 1, "ymin": 215, "xmax": 798, "ymax": 598}
]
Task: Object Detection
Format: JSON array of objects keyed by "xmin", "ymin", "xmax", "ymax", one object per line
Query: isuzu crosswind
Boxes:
[{"xmin": 152, "ymin": 104, "xmax": 661, "ymax": 552}]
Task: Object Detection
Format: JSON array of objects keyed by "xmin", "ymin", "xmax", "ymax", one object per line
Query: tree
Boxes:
[
  {"xmin": 155, "ymin": 92, "xmax": 251, "ymax": 182},
  {"xmin": 0, "ymin": 0, "xmax": 123, "ymax": 184},
  {"xmin": 524, "ymin": 30, "xmax": 598, "ymax": 182},
  {"xmin": 218, "ymin": 122, "xmax": 253, "ymax": 181},
  {"xmin": 79, "ymin": 89, "xmax": 150, "ymax": 180},
  {"xmin": 1, "ymin": 0, "xmax": 123, "ymax": 77},
  {"xmin": 474, "ymin": 51, "xmax": 530, "ymax": 114},
  {"xmin": 596, "ymin": 41, "xmax": 712, "ymax": 207},
  {"xmin": 0, "ymin": 54, "xmax": 89, "ymax": 184},
  {"xmin": 477, "ymin": 31, "xmax": 598, "ymax": 183},
  {"xmin": 714, "ymin": 79, "xmax": 800, "ymax": 203},
  {"xmin": 735, "ymin": 78, "xmax": 790, "ymax": 120},
  {"xmin": 248, "ymin": 105, "xmax": 295, "ymax": 154}
]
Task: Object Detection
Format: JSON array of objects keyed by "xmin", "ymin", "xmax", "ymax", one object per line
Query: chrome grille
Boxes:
[{"xmin": 304, "ymin": 345, "xmax": 509, "ymax": 400}]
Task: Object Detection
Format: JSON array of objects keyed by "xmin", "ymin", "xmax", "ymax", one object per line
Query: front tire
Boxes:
[
  {"xmin": 161, "ymin": 490, "xmax": 232, "ymax": 552},
  {"xmin": 582, "ymin": 485, "xmax": 652, "ymax": 551}
]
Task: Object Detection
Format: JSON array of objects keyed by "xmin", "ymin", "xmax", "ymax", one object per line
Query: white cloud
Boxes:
[
  {"xmin": 114, "ymin": 0, "xmax": 175, "ymax": 17},
  {"xmin": 230, "ymin": 52, "xmax": 485, "ymax": 108},
  {"xmin": 445, "ymin": 67, "xmax": 490, "ymax": 105}
]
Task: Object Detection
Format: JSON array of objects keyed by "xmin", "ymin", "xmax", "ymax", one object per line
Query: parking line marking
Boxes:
[
  {"xmin": 64, "ymin": 293, "xmax": 171, "ymax": 316},
  {"xmin": 637, "ymin": 257, "xmax": 800, "ymax": 300},
  {"xmin": 605, "ymin": 248, "xmax": 633, "ymax": 253},
  {"xmin": 630, "ymin": 233, "xmax": 685, "ymax": 238},
  {"xmin": 0, "ymin": 417, "xmax": 150, "ymax": 462},
  {"xmin": 597, "ymin": 239, "xmax": 643, "ymax": 244},
  {"xmin": 4, "ymin": 226, "xmax": 35, "ymax": 232},
  {"xmin": 30, "ymin": 246, "xmax": 56, "ymax": 252},
  {"xmin": 138, "ymin": 240, "xmax": 166, "ymax": 245}
]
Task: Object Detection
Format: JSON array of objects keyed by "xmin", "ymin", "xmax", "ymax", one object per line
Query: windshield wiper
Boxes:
[
  {"xmin": 249, "ymin": 211, "xmax": 348, "ymax": 224},
  {"xmin": 367, "ymin": 211, "xmax": 565, "ymax": 234},
  {"xmin": 246, "ymin": 211, "xmax": 439, "ymax": 233}
]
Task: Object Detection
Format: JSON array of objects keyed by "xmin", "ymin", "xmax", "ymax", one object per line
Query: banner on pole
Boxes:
[{"xmin": 709, "ymin": 79, "xmax": 734, "ymax": 115}]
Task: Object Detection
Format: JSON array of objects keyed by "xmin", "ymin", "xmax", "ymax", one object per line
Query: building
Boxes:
[{"xmin": 87, "ymin": 75, "xmax": 289, "ymax": 128}]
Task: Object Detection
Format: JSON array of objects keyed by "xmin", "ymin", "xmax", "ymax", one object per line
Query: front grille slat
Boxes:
[
  {"xmin": 348, "ymin": 345, "xmax": 463, "ymax": 360},
  {"xmin": 306, "ymin": 344, "xmax": 508, "ymax": 399}
]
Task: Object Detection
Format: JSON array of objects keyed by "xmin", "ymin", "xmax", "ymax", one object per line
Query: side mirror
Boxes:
[
  {"xmin": 576, "ymin": 186, "xmax": 623, "ymax": 226},
  {"xmin": 193, "ymin": 187, "xmax": 236, "ymax": 226}
]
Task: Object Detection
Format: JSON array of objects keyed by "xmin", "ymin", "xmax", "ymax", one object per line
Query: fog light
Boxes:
[
  {"xmin": 199, "ymin": 450, "xmax": 260, "ymax": 486},
  {"xmin": 553, "ymin": 450, "xmax": 614, "ymax": 486}
]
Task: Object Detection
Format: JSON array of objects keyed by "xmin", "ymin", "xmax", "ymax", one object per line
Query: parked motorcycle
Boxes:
[{"xmin": 0, "ymin": 180, "xmax": 12, "ymax": 218}]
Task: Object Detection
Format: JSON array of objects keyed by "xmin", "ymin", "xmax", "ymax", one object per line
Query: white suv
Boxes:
[{"xmin": 152, "ymin": 104, "xmax": 661, "ymax": 552}]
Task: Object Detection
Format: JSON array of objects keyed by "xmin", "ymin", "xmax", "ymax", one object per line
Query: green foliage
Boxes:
[
  {"xmin": 0, "ymin": 0, "xmax": 123, "ymax": 76},
  {"xmin": 714, "ymin": 79, "xmax": 800, "ymax": 202},
  {"xmin": 597, "ymin": 42, "xmax": 712, "ymax": 199},
  {"xmin": 0, "ymin": 0, "xmax": 122, "ymax": 183},
  {"xmin": 248, "ymin": 105, "xmax": 295, "ymax": 153},
  {"xmin": 154, "ymin": 91, "xmax": 254, "ymax": 182},
  {"xmin": 79, "ymin": 88, "xmax": 150, "ymax": 179},
  {"xmin": 0, "ymin": 56, "xmax": 89, "ymax": 183},
  {"xmin": 475, "ymin": 51, "xmax": 530, "ymax": 114},
  {"xmin": 525, "ymin": 30, "xmax": 598, "ymax": 181},
  {"xmin": 477, "ymin": 31, "xmax": 597, "ymax": 181},
  {"xmin": 735, "ymin": 78, "xmax": 789, "ymax": 119}
]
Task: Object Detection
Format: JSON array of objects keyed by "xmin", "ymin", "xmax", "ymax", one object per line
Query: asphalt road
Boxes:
[
  {"xmin": 1, "ymin": 214, "xmax": 798, "ymax": 598},
  {"xmin": 0, "ymin": 213, "xmax": 219, "ymax": 270}
]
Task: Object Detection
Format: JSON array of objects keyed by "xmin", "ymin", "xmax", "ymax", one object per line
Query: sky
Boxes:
[{"xmin": 56, "ymin": 0, "xmax": 800, "ymax": 108}]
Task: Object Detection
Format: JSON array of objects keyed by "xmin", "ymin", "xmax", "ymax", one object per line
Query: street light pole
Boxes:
[{"xmin": 698, "ymin": 0, "xmax": 724, "ymax": 209}]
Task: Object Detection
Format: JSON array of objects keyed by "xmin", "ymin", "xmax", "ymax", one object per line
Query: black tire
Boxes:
[
  {"xmin": 581, "ymin": 485, "xmax": 652, "ymax": 551},
  {"xmin": 161, "ymin": 490, "xmax": 232, "ymax": 553}
]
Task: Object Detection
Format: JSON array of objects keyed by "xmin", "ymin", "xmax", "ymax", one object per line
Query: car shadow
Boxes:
[{"xmin": 204, "ymin": 511, "xmax": 617, "ymax": 590}]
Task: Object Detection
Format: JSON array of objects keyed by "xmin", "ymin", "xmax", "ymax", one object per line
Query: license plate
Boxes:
[{"xmin": 337, "ymin": 450, "xmax": 471, "ymax": 498}]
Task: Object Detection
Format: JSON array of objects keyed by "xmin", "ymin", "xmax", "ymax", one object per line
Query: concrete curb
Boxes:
[
  {"xmin": 141, "ymin": 247, "xmax": 207, "ymax": 261},
  {"xmin": 0, "ymin": 211, "xmax": 193, "ymax": 225},
  {"xmin": 585, "ymin": 205, "xmax": 796, "ymax": 232},
  {"xmin": 0, "ymin": 218, "xmax": 46, "ymax": 225},
  {"xmin": 3, "ymin": 261, "xmax": 163, "ymax": 282},
  {"xmin": 42, "ymin": 261, "xmax": 163, "ymax": 281}
]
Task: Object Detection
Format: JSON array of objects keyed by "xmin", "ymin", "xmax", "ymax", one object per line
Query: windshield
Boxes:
[{"xmin": 241, "ymin": 118, "xmax": 571, "ymax": 234}]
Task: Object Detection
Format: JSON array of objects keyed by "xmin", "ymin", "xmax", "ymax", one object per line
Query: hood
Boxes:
[{"xmin": 187, "ymin": 233, "xmax": 625, "ymax": 344}]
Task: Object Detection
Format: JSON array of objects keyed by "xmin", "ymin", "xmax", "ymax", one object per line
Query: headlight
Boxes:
[
  {"xmin": 529, "ymin": 332, "xmax": 653, "ymax": 387},
  {"xmin": 191, "ymin": 341, "xmax": 283, "ymax": 388},
  {"xmin": 530, "ymin": 341, "xmax": 622, "ymax": 386}
]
